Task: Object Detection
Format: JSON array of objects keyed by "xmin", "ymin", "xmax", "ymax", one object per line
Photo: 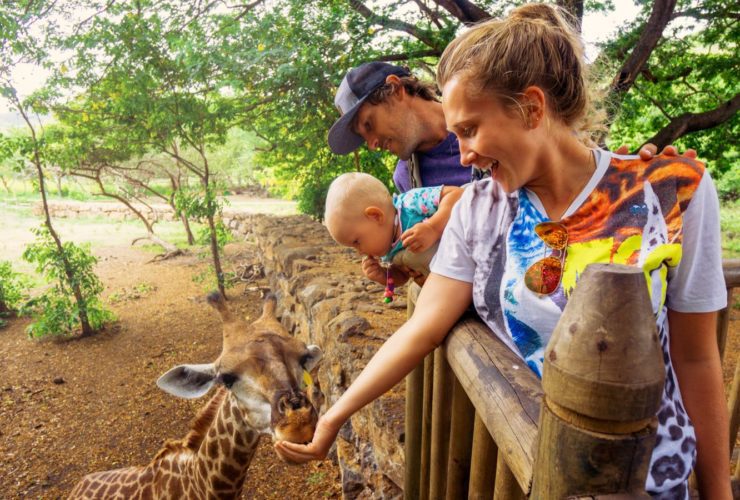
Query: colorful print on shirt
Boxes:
[
  {"xmin": 382, "ymin": 185, "xmax": 442, "ymax": 263},
  {"xmin": 503, "ymin": 156, "xmax": 705, "ymax": 375}
]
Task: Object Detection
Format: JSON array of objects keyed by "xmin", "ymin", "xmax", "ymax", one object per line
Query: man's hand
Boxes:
[
  {"xmin": 615, "ymin": 143, "xmax": 697, "ymax": 161},
  {"xmin": 274, "ymin": 415, "xmax": 341, "ymax": 464},
  {"xmin": 361, "ymin": 256, "xmax": 387, "ymax": 285},
  {"xmin": 401, "ymin": 222, "xmax": 440, "ymax": 253}
]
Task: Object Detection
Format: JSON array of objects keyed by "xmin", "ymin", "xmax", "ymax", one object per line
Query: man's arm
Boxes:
[{"xmin": 614, "ymin": 143, "xmax": 697, "ymax": 160}]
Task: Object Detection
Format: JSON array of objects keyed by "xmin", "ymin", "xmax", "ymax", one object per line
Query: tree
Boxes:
[
  {"xmin": 0, "ymin": 0, "xmax": 112, "ymax": 338},
  {"xmin": 58, "ymin": 0, "xmax": 248, "ymax": 295}
]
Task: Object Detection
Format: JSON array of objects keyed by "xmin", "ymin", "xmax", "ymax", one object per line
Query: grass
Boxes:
[{"xmin": 721, "ymin": 199, "xmax": 740, "ymax": 259}]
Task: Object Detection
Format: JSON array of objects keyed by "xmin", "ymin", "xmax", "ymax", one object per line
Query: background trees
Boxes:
[{"xmin": 3, "ymin": 0, "xmax": 738, "ymax": 221}]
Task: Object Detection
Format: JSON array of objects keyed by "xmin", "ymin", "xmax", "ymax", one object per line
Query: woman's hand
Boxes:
[
  {"xmin": 274, "ymin": 414, "xmax": 341, "ymax": 464},
  {"xmin": 401, "ymin": 222, "xmax": 441, "ymax": 253}
]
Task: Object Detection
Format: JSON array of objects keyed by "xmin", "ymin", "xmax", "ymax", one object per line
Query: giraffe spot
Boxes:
[
  {"xmin": 208, "ymin": 439, "xmax": 219, "ymax": 458},
  {"xmin": 233, "ymin": 447, "xmax": 253, "ymax": 463},
  {"xmin": 226, "ymin": 421, "xmax": 234, "ymax": 435},
  {"xmin": 548, "ymin": 350, "xmax": 557, "ymax": 361},
  {"xmin": 221, "ymin": 461, "xmax": 240, "ymax": 479},
  {"xmin": 234, "ymin": 430, "xmax": 246, "ymax": 447},
  {"xmin": 217, "ymin": 418, "xmax": 227, "ymax": 435},
  {"xmin": 213, "ymin": 476, "xmax": 234, "ymax": 491},
  {"xmin": 169, "ymin": 477, "xmax": 184, "ymax": 498}
]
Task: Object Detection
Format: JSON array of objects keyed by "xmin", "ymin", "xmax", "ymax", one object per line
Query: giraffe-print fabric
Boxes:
[{"xmin": 431, "ymin": 150, "xmax": 727, "ymax": 496}]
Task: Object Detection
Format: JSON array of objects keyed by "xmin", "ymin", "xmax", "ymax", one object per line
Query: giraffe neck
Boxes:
[{"xmin": 189, "ymin": 392, "xmax": 261, "ymax": 498}]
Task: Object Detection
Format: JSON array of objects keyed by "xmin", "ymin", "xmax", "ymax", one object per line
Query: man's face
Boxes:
[{"xmin": 353, "ymin": 99, "xmax": 420, "ymax": 161}]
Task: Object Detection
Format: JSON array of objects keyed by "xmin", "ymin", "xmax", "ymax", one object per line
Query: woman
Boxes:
[{"xmin": 277, "ymin": 4, "xmax": 730, "ymax": 498}]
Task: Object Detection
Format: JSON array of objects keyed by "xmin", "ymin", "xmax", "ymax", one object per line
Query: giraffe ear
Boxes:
[
  {"xmin": 301, "ymin": 345, "xmax": 323, "ymax": 373},
  {"xmin": 157, "ymin": 363, "xmax": 217, "ymax": 399}
]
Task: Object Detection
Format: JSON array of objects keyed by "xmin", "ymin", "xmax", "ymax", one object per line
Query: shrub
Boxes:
[
  {"xmin": 22, "ymin": 227, "xmax": 114, "ymax": 338},
  {"xmin": 0, "ymin": 260, "xmax": 30, "ymax": 328}
]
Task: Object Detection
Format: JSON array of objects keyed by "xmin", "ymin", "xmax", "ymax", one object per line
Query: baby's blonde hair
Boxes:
[
  {"xmin": 324, "ymin": 172, "xmax": 394, "ymax": 232},
  {"xmin": 437, "ymin": 3, "xmax": 605, "ymax": 144}
]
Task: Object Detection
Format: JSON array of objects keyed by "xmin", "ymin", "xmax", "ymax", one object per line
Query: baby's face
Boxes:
[{"xmin": 330, "ymin": 212, "xmax": 395, "ymax": 259}]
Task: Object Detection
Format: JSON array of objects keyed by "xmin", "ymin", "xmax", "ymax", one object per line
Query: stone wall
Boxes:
[
  {"xmin": 224, "ymin": 213, "xmax": 409, "ymax": 499},
  {"xmin": 36, "ymin": 200, "xmax": 178, "ymax": 221}
]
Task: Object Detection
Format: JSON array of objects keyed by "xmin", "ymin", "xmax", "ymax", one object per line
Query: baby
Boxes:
[{"xmin": 324, "ymin": 172, "xmax": 463, "ymax": 288}]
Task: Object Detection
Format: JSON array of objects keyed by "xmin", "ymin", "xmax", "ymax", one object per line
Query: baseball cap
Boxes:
[{"xmin": 328, "ymin": 62, "xmax": 411, "ymax": 155}]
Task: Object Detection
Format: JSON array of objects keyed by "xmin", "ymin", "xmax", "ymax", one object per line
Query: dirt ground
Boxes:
[{"xmin": 0, "ymin": 243, "xmax": 342, "ymax": 499}]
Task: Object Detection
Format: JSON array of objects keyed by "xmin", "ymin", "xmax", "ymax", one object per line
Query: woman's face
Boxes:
[{"xmin": 442, "ymin": 76, "xmax": 539, "ymax": 193}]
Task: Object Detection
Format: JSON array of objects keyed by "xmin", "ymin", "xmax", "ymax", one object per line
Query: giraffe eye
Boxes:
[{"xmin": 219, "ymin": 373, "xmax": 238, "ymax": 389}]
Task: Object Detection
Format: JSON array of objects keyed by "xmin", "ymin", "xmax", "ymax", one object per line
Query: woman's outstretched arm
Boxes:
[{"xmin": 275, "ymin": 273, "xmax": 473, "ymax": 462}]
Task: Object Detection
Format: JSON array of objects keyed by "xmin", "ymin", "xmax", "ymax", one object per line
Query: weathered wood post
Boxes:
[
  {"xmin": 530, "ymin": 264, "xmax": 665, "ymax": 498},
  {"xmin": 405, "ymin": 283, "xmax": 423, "ymax": 500}
]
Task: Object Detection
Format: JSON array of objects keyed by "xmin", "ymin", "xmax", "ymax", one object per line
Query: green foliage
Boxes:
[
  {"xmin": 196, "ymin": 219, "xmax": 233, "ymax": 250},
  {"xmin": 0, "ymin": 260, "xmax": 30, "ymax": 327},
  {"xmin": 716, "ymin": 168, "xmax": 740, "ymax": 202},
  {"xmin": 603, "ymin": 0, "xmax": 739, "ymax": 179},
  {"xmin": 21, "ymin": 226, "xmax": 114, "ymax": 338},
  {"xmin": 721, "ymin": 200, "xmax": 740, "ymax": 259}
]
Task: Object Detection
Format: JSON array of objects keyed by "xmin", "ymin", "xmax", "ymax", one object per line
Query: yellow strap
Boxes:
[{"xmin": 302, "ymin": 370, "xmax": 314, "ymax": 388}]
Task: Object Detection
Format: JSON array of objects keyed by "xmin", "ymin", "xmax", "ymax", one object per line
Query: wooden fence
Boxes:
[{"xmin": 404, "ymin": 259, "xmax": 740, "ymax": 499}]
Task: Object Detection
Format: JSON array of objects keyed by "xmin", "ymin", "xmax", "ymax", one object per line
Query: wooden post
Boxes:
[
  {"xmin": 530, "ymin": 264, "xmax": 665, "ymax": 499},
  {"xmin": 420, "ymin": 352, "xmax": 434, "ymax": 500},
  {"xmin": 717, "ymin": 288, "xmax": 733, "ymax": 361},
  {"xmin": 429, "ymin": 348, "xmax": 453, "ymax": 499},
  {"xmin": 728, "ymin": 361, "xmax": 740, "ymax": 457},
  {"xmin": 468, "ymin": 413, "xmax": 497, "ymax": 500},
  {"xmin": 493, "ymin": 450, "xmax": 526, "ymax": 500},
  {"xmin": 445, "ymin": 377, "xmax": 475, "ymax": 500},
  {"xmin": 405, "ymin": 283, "xmax": 423, "ymax": 500}
]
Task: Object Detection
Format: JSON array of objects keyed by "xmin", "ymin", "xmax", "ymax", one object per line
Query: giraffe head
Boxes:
[{"xmin": 156, "ymin": 292, "xmax": 323, "ymax": 445}]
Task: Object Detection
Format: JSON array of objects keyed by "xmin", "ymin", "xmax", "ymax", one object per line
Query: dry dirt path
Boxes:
[{"xmin": 0, "ymin": 243, "xmax": 341, "ymax": 499}]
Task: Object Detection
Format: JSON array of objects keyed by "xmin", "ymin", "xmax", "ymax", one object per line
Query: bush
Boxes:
[
  {"xmin": 717, "ymin": 168, "xmax": 740, "ymax": 202},
  {"xmin": 22, "ymin": 227, "xmax": 114, "ymax": 338},
  {"xmin": 0, "ymin": 261, "xmax": 30, "ymax": 328}
]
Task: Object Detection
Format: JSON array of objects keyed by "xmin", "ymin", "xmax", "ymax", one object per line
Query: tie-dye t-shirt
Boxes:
[{"xmin": 430, "ymin": 150, "xmax": 726, "ymax": 499}]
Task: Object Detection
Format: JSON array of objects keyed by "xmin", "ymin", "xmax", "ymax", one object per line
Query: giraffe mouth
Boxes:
[{"xmin": 271, "ymin": 390, "xmax": 319, "ymax": 444}]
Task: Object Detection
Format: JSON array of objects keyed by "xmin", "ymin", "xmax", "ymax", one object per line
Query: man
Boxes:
[
  {"xmin": 327, "ymin": 62, "xmax": 692, "ymax": 192},
  {"xmin": 328, "ymin": 62, "xmax": 478, "ymax": 193}
]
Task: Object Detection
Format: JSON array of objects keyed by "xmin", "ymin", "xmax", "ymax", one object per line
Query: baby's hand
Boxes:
[
  {"xmin": 362, "ymin": 256, "xmax": 387, "ymax": 285},
  {"xmin": 401, "ymin": 222, "xmax": 440, "ymax": 253}
]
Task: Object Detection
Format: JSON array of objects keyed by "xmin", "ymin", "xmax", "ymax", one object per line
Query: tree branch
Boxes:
[
  {"xmin": 348, "ymin": 0, "xmax": 441, "ymax": 49},
  {"xmin": 375, "ymin": 49, "xmax": 442, "ymax": 61},
  {"xmin": 412, "ymin": 0, "xmax": 444, "ymax": 29},
  {"xmin": 642, "ymin": 93, "xmax": 740, "ymax": 148},
  {"xmin": 608, "ymin": 0, "xmax": 677, "ymax": 117},
  {"xmin": 429, "ymin": 0, "xmax": 490, "ymax": 24}
]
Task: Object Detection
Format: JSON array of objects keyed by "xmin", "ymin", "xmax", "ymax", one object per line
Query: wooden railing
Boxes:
[{"xmin": 404, "ymin": 259, "xmax": 740, "ymax": 499}]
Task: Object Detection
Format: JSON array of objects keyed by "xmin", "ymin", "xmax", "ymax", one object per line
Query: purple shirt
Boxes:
[{"xmin": 393, "ymin": 132, "xmax": 471, "ymax": 192}]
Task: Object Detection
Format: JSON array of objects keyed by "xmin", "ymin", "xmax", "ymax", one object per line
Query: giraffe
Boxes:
[{"xmin": 68, "ymin": 291, "xmax": 324, "ymax": 499}]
